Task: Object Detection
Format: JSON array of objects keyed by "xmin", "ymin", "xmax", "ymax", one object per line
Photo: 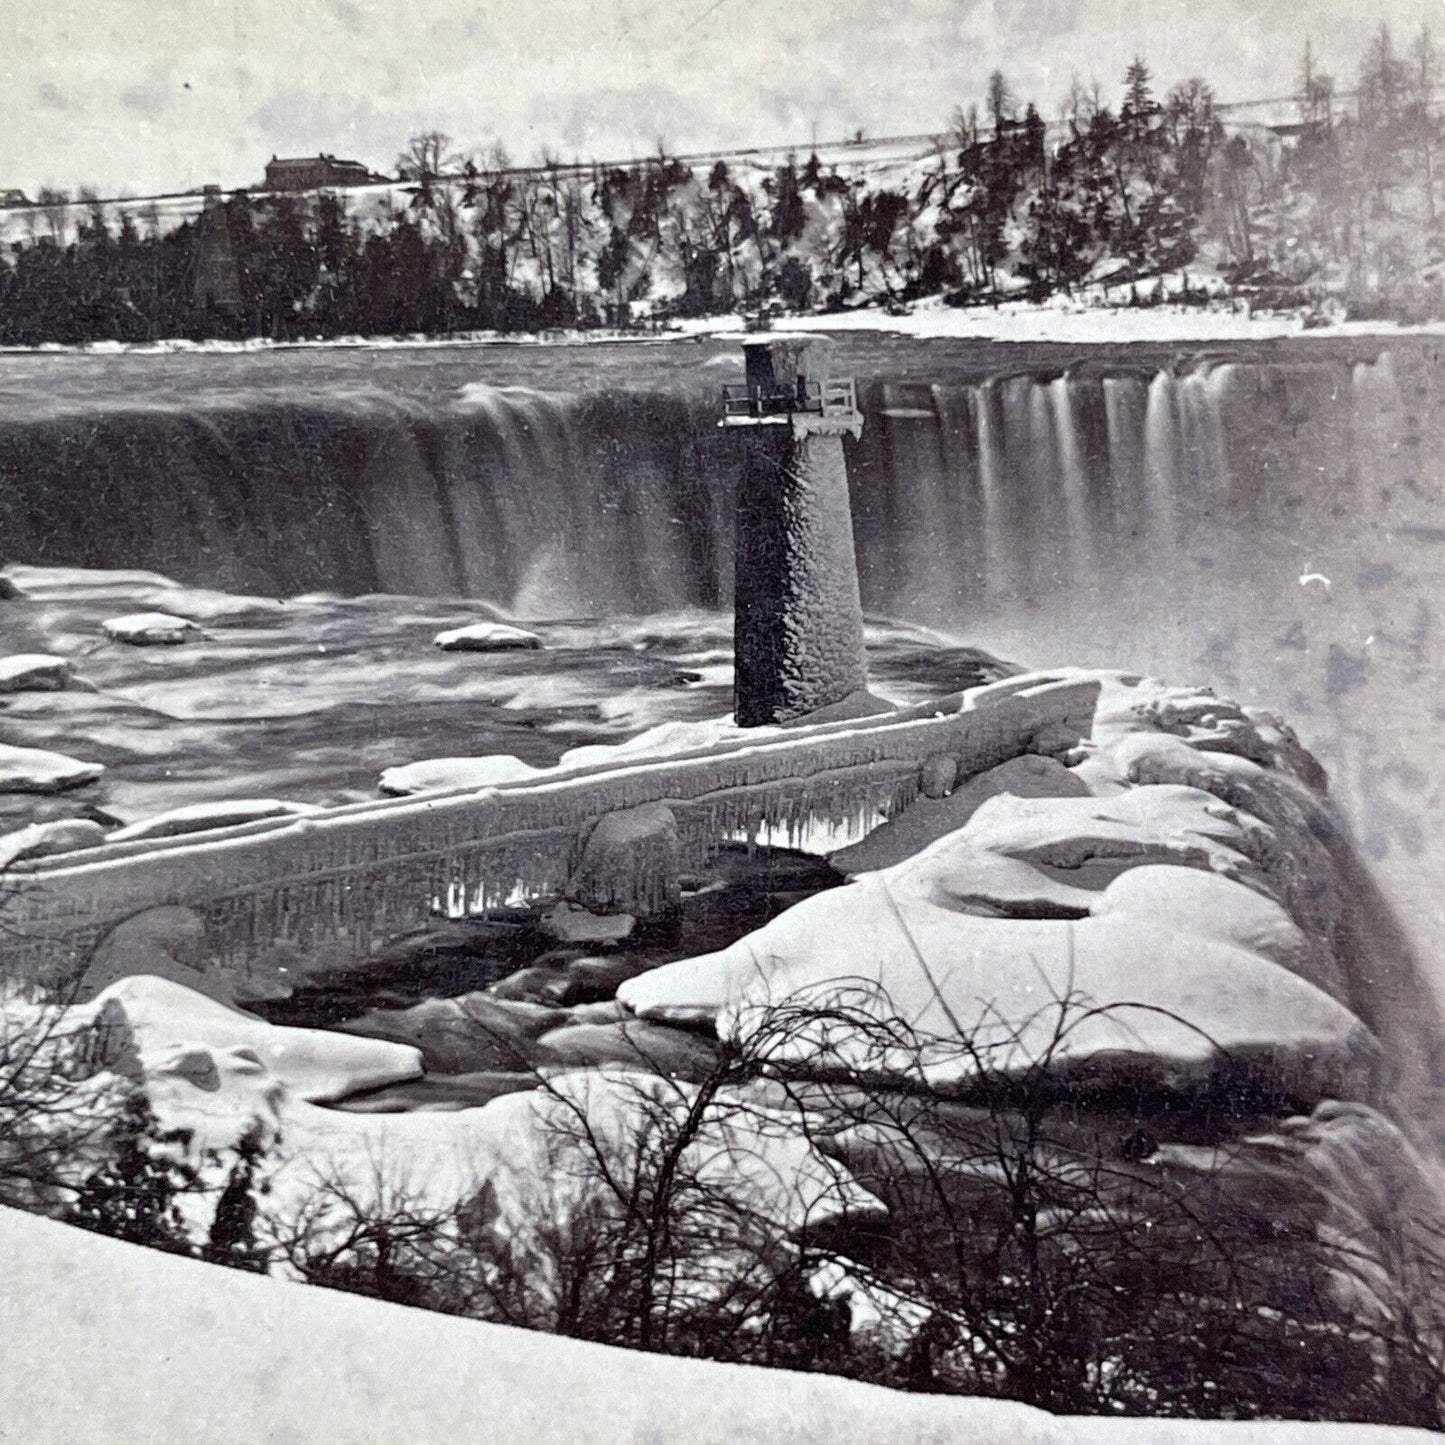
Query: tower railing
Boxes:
[{"xmin": 721, "ymin": 377, "xmax": 858, "ymax": 420}]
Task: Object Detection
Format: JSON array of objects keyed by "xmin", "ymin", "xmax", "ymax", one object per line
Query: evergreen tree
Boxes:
[{"xmin": 66, "ymin": 1093, "xmax": 199, "ymax": 1257}]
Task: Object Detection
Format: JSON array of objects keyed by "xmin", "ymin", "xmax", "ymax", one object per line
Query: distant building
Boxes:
[
  {"xmin": 262, "ymin": 154, "xmax": 379, "ymax": 192},
  {"xmin": 0, "ymin": 189, "xmax": 30, "ymax": 208}
]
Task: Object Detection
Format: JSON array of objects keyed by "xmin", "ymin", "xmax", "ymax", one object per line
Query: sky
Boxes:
[{"xmin": 1, "ymin": 0, "xmax": 1441, "ymax": 198}]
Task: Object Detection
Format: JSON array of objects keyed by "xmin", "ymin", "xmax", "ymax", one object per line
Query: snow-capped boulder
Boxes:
[
  {"xmin": 0, "ymin": 653, "xmax": 73, "ymax": 692},
  {"xmin": 87, "ymin": 975, "xmax": 422, "ymax": 1102},
  {"xmin": 434, "ymin": 621, "xmax": 543, "ymax": 652},
  {"xmin": 0, "ymin": 741, "xmax": 104, "ymax": 793},
  {"xmin": 566, "ymin": 803, "xmax": 682, "ymax": 918},
  {"xmin": 102, "ymin": 612, "xmax": 201, "ymax": 645},
  {"xmin": 0, "ymin": 817, "xmax": 107, "ymax": 867},
  {"xmin": 378, "ymin": 753, "xmax": 541, "ymax": 796},
  {"xmin": 77, "ymin": 906, "xmax": 230, "ymax": 1005},
  {"xmin": 106, "ymin": 798, "xmax": 324, "ymax": 844}
]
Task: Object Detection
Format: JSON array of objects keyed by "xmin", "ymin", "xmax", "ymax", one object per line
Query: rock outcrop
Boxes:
[
  {"xmin": 0, "ymin": 653, "xmax": 73, "ymax": 692},
  {"xmin": 0, "ymin": 742, "xmax": 104, "ymax": 793}
]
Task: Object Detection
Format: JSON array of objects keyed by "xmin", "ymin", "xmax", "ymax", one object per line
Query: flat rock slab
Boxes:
[
  {"xmin": 328, "ymin": 1071, "xmax": 540, "ymax": 1113},
  {"xmin": 539, "ymin": 902, "xmax": 637, "ymax": 944},
  {"xmin": 537, "ymin": 1021, "xmax": 721, "ymax": 1081},
  {"xmin": 337, "ymin": 993, "xmax": 566, "ymax": 1074},
  {"xmin": 102, "ymin": 612, "xmax": 202, "ymax": 646},
  {"xmin": 434, "ymin": 622, "xmax": 543, "ymax": 652},
  {"xmin": 0, "ymin": 653, "xmax": 73, "ymax": 692},
  {"xmin": 0, "ymin": 741, "xmax": 104, "ymax": 793}
]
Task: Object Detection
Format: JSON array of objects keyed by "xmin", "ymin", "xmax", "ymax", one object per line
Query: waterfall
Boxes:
[
  {"xmin": 1142, "ymin": 370, "xmax": 1184, "ymax": 550},
  {"xmin": 1102, "ymin": 374, "xmax": 1148, "ymax": 552},
  {"xmin": 0, "ymin": 382, "xmax": 731, "ymax": 618},
  {"xmin": 972, "ymin": 380, "xmax": 1010, "ymax": 599},
  {"xmin": 1048, "ymin": 375, "xmax": 1096, "ymax": 584},
  {"xmin": 4, "ymin": 339, "xmax": 1441, "ymax": 1037}
]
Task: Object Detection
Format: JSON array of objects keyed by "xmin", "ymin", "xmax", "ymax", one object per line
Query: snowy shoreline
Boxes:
[{"xmin": 3, "ymin": 296, "xmax": 1444, "ymax": 360}]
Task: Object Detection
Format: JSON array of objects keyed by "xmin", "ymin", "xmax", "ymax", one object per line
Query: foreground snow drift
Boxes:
[{"xmin": 1, "ymin": 1206, "xmax": 1432, "ymax": 1445}]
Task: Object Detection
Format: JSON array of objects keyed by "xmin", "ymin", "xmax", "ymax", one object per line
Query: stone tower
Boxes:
[
  {"xmin": 721, "ymin": 335, "xmax": 874, "ymax": 727},
  {"xmin": 193, "ymin": 186, "xmax": 243, "ymax": 318}
]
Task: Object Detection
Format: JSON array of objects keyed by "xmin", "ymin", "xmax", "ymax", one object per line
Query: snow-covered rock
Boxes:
[
  {"xmin": 0, "ymin": 741, "xmax": 104, "ymax": 793},
  {"xmin": 86, "ymin": 975, "xmax": 422, "ymax": 1103},
  {"xmin": 2, "ymin": 1205, "xmax": 1431, "ymax": 1445},
  {"xmin": 0, "ymin": 564, "xmax": 182, "ymax": 600},
  {"xmin": 0, "ymin": 817, "xmax": 106, "ymax": 867},
  {"xmin": 0, "ymin": 653, "xmax": 73, "ymax": 692},
  {"xmin": 153, "ymin": 587, "xmax": 286, "ymax": 624},
  {"xmin": 106, "ymin": 798, "xmax": 324, "ymax": 843},
  {"xmin": 621, "ymin": 672, "xmax": 1381, "ymax": 1103},
  {"xmin": 620, "ymin": 861, "xmax": 1380, "ymax": 1102},
  {"xmin": 102, "ymin": 612, "xmax": 201, "ymax": 645},
  {"xmin": 434, "ymin": 621, "xmax": 543, "ymax": 651},
  {"xmin": 67, "ymin": 981, "xmax": 878, "ymax": 1252},
  {"xmin": 0, "ymin": 565, "xmax": 283, "ymax": 625},
  {"xmin": 378, "ymin": 753, "xmax": 541, "ymax": 796}
]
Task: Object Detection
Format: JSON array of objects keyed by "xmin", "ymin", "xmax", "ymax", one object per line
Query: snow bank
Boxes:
[{"xmin": 0, "ymin": 1206, "xmax": 1431, "ymax": 1445}]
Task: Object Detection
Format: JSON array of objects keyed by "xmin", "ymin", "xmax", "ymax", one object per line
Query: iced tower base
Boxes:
[{"xmin": 734, "ymin": 424, "xmax": 870, "ymax": 725}]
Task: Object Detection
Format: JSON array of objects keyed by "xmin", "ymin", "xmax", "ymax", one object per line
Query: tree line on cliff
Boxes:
[{"xmin": 0, "ymin": 30, "xmax": 1442, "ymax": 344}]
